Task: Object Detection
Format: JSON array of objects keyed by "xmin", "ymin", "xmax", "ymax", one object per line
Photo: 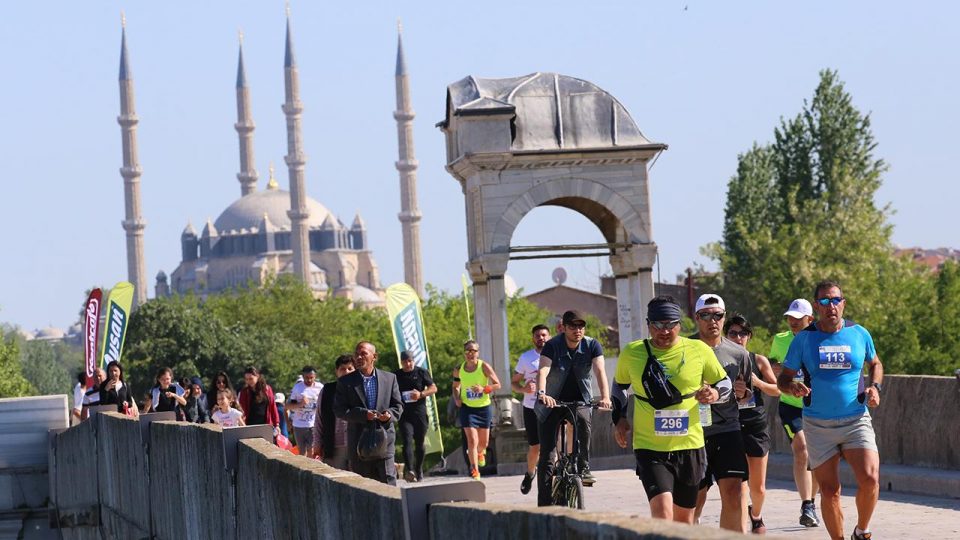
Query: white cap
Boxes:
[
  {"xmin": 694, "ymin": 293, "xmax": 725, "ymax": 313},
  {"xmin": 784, "ymin": 298, "xmax": 813, "ymax": 318},
  {"xmin": 275, "ymin": 392, "xmax": 286, "ymax": 403}
]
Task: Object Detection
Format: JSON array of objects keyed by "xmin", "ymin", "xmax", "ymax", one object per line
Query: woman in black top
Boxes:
[
  {"xmin": 149, "ymin": 367, "xmax": 187, "ymax": 417},
  {"xmin": 99, "ymin": 361, "xmax": 139, "ymax": 416}
]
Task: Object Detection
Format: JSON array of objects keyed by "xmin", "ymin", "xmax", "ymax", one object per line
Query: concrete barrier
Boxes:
[
  {"xmin": 97, "ymin": 413, "xmax": 149, "ymax": 539},
  {"xmin": 51, "ymin": 414, "xmax": 99, "ymax": 539}
]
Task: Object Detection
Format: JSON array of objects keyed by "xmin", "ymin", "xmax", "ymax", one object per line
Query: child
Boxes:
[{"xmin": 211, "ymin": 389, "xmax": 245, "ymax": 428}]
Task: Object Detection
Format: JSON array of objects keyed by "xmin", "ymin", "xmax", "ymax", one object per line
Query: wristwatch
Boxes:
[
  {"xmin": 537, "ymin": 390, "xmax": 546, "ymax": 396},
  {"xmin": 870, "ymin": 382, "xmax": 882, "ymax": 394}
]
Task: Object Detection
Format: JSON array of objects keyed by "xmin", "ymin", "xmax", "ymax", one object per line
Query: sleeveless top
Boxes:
[{"xmin": 459, "ymin": 360, "xmax": 491, "ymax": 408}]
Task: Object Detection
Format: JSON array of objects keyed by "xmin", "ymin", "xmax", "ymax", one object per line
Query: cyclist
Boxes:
[
  {"xmin": 535, "ymin": 310, "xmax": 612, "ymax": 506},
  {"xmin": 614, "ymin": 295, "xmax": 731, "ymax": 524}
]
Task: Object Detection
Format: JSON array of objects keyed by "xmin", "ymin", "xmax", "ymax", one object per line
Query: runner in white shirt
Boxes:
[
  {"xmin": 511, "ymin": 324, "xmax": 552, "ymax": 495},
  {"xmin": 211, "ymin": 389, "xmax": 245, "ymax": 428},
  {"xmin": 288, "ymin": 365, "xmax": 323, "ymax": 456}
]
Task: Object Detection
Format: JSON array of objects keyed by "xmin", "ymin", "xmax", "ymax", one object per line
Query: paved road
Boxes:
[{"xmin": 429, "ymin": 469, "xmax": 960, "ymax": 539}]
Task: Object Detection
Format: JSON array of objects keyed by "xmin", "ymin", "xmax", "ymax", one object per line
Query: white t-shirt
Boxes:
[
  {"xmin": 73, "ymin": 382, "xmax": 85, "ymax": 412},
  {"xmin": 289, "ymin": 381, "xmax": 323, "ymax": 428},
  {"xmin": 515, "ymin": 349, "xmax": 541, "ymax": 409},
  {"xmin": 212, "ymin": 408, "xmax": 244, "ymax": 428}
]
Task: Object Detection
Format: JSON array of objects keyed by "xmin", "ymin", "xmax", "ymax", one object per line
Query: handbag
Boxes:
[
  {"xmin": 356, "ymin": 421, "xmax": 390, "ymax": 461},
  {"xmin": 635, "ymin": 340, "xmax": 695, "ymax": 409}
]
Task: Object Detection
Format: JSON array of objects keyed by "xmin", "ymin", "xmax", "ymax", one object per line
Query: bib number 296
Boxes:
[{"xmin": 654, "ymin": 410, "xmax": 689, "ymax": 436}]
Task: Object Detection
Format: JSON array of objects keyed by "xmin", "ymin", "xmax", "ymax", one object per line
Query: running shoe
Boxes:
[
  {"xmin": 520, "ymin": 471, "xmax": 535, "ymax": 494},
  {"xmin": 580, "ymin": 467, "xmax": 596, "ymax": 487},
  {"xmin": 800, "ymin": 501, "xmax": 820, "ymax": 527},
  {"xmin": 403, "ymin": 470, "xmax": 417, "ymax": 483},
  {"xmin": 478, "ymin": 451, "xmax": 486, "ymax": 467},
  {"xmin": 470, "ymin": 467, "xmax": 481, "ymax": 480},
  {"xmin": 851, "ymin": 530, "xmax": 872, "ymax": 540},
  {"xmin": 748, "ymin": 505, "xmax": 766, "ymax": 534}
]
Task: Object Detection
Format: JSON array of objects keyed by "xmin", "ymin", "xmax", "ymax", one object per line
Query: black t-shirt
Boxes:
[
  {"xmin": 393, "ymin": 366, "xmax": 434, "ymax": 418},
  {"xmin": 246, "ymin": 396, "xmax": 268, "ymax": 425}
]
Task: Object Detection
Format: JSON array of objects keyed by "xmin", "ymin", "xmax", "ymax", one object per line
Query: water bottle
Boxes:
[{"xmin": 699, "ymin": 403, "xmax": 712, "ymax": 427}]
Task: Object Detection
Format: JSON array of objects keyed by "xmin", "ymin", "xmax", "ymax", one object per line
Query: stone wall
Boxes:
[{"xmin": 96, "ymin": 413, "xmax": 149, "ymax": 539}]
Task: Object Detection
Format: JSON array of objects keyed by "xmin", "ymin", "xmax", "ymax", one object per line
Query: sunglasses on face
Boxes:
[
  {"xmin": 465, "ymin": 349, "xmax": 479, "ymax": 353},
  {"xmin": 727, "ymin": 329, "xmax": 751, "ymax": 338},
  {"xmin": 816, "ymin": 297, "xmax": 844, "ymax": 306},
  {"xmin": 697, "ymin": 312, "xmax": 725, "ymax": 322},
  {"xmin": 649, "ymin": 320, "xmax": 681, "ymax": 331},
  {"xmin": 566, "ymin": 323, "xmax": 586, "ymax": 329}
]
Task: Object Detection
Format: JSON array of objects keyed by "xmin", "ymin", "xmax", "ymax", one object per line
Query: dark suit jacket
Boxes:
[{"xmin": 333, "ymin": 368, "xmax": 403, "ymax": 463}]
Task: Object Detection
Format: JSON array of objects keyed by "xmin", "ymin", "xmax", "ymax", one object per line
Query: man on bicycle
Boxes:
[
  {"xmin": 535, "ymin": 310, "xmax": 612, "ymax": 507},
  {"xmin": 614, "ymin": 295, "xmax": 732, "ymax": 524}
]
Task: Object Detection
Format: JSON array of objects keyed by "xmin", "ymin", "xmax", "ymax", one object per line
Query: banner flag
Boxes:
[
  {"xmin": 82, "ymin": 288, "xmax": 103, "ymax": 389},
  {"xmin": 98, "ymin": 282, "xmax": 135, "ymax": 371},
  {"xmin": 385, "ymin": 283, "xmax": 444, "ymax": 456}
]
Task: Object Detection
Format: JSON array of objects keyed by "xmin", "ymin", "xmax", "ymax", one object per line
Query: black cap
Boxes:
[{"xmin": 562, "ymin": 310, "xmax": 587, "ymax": 326}]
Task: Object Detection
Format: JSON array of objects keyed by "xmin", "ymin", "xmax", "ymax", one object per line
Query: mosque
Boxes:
[{"xmin": 115, "ymin": 14, "xmax": 425, "ymax": 310}]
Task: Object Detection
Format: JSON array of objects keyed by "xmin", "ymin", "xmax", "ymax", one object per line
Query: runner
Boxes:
[
  {"xmin": 535, "ymin": 310, "xmax": 612, "ymax": 506},
  {"xmin": 690, "ymin": 294, "xmax": 754, "ymax": 532},
  {"xmin": 778, "ymin": 281, "xmax": 882, "ymax": 540},
  {"xmin": 288, "ymin": 366, "xmax": 323, "ymax": 457},
  {"xmin": 511, "ymin": 324, "xmax": 551, "ymax": 495},
  {"xmin": 769, "ymin": 298, "xmax": 821, "ymax": 527},
  {"xmin": 725, "ymin": 314, "xmax": 780, "ymax": 534},
  {"xmin": 613, "ymin": 295, "xmax": 730, "ymax": 524},
  {"xmin": 452, "ymin": 340, "xmax": 501, "ymax": 480}
]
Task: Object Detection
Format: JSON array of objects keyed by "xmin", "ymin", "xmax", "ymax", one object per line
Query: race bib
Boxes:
[
  {"xmin": 653, "ymin": 409, "xmax": 689, "ymax": 436},
  {"xmin": 738, "ymin": 392, "xmax": 757, "ymax": 409},
  {"xmin": 819, "ymin": 345, "xmax": 852, "ymax": 369},
  {"xmin": 402, "ymin": 390, "xmax": 417, "ymax": 403},
  {"xmin": 465, "ymin": 389, "xmax": 483, "ymax": 400}
]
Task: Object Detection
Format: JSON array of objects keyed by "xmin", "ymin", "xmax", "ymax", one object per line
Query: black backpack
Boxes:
[{"xmin": 635, "ymin": 340, "xmax": 695, "ymax": 409}]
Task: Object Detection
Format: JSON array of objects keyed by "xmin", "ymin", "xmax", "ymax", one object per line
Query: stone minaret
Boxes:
[
  {"xmin": 118, "ymin": 17, "xmax": 148, "ymax": 308},
  {"xmin": 282, "ymin": 12, "xmax": 311, "ymax": 282},
  {"xmin": 394, "ymin": 22, "xmax": 424, "ymax": 296},
  {"xmin": 235, "ymin": 33, "xmax": 258, "ymax": 197}
]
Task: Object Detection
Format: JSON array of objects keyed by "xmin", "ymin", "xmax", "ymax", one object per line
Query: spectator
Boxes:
[
  {"xmin": 71, "ymin": 371, "xmax": 86, "ymax": 425},
  {"xmin": 313, "ymin": 354, "xmax": 355, "ymax": 469},
  {"xmin": 190, "ymin": 376, "xmax": 209, "ymax": 412},
  {"xmin": 275, "ymin": 392, "xmax": 290, "ymax": 439},
  {"xmin": 288, "ymin": 366, "xmax": 323, "ymax": 456},
  {"xmin": 211, "ymin": 388, "xmax": 245, "ymax": 428},
  {"xmin": 238, "ymin": 366, "xmax": 280, "ymax": 437},
  {"xmin": 81, "ymin": 368, "xmax": 107, "ymax": 419},
  {"xmin": 147, "ymin": 367, "xmax": 187, "ymax": 418},
  {"xmin": 99, "ymin": 361, "xmax": 139, "ymax": 416},
  {"xmin": 393, "ymin": 350, "xmax": 438, "ymax": 482},
  {"xmin": 334, "ymin": 341, "xmax": 404, "ymax": 485},
  {"xmin": 207, "ymin": 371, "xmax": 235, "ymax": 415},
  {"xmin": 182, "ymin": 380, "xmax": 210, "ymax": 423}
]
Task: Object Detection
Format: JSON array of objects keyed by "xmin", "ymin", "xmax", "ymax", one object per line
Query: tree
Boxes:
[
  {"xmin": 711, "ymin": 69, "xmax": 935, "ymax": 373},
  {"xmin": 19, "ymin": 340, "xmax": 78, "ymax": 396},
  {"xmin": 0, "ymin": 334, "xmax": 34, "ymax": 397}
]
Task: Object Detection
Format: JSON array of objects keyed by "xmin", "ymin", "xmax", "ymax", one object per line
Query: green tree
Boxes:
[
  {"xmin": 19, "ymin": 340, "xmax": 78, "ymax": 396},
  {"xmin": 0, "ymin": 334, "xmax": 34, "ymax": 397},
  {"xmin": 711, "ymin": 69, "xmax": 932, "ymax": 373}
]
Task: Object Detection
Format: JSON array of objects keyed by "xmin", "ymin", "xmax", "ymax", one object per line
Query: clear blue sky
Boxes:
[{"xmin": 2, "ymin": 1, "xmax": 957, "ymax": 331}]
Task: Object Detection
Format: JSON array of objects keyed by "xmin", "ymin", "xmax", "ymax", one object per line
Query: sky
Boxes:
[{"xmin": 2, "ymin": 1, "xmax": 958, "ymax": 331}]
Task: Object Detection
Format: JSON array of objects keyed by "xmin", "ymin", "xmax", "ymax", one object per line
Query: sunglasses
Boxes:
[
  {"xmin": 649, "ymin": 320, "xmax": 681, "ymax": 331},
  {"xmin": 697, "ymin": 312, "xmax": 725, "ymax": 322},
  {"xmin": 727, "ymin": 329, "xmax": 751, "ymax": 338},
  {"xmin": 465, "ymin": 349, "xmax": 479, "ymax": 353},
  {"xmin": 816, "ymin": 297, "xmax": 844, "ymax": 306},
  {"xmin": 565, "ymin": 322, "xmax": 586, "ymax": 329}
]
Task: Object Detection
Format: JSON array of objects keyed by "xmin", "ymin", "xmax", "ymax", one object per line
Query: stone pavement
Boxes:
[{"xmin": 411, "ymin": 469, "xmax": 960, "ymax": 539}]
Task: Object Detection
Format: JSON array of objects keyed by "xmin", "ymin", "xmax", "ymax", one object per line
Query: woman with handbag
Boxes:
[
  {"xmin": 452, "ymin": 340, "xmax": 501, "ymax": 479},
  {"xmin": 99, "ymin": 361, "xmax": 139, "ymax": 417}
]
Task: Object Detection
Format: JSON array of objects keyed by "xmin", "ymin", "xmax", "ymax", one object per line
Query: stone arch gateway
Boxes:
[{"xmin": 439, "ymin": 72, "xmax": 666, "ymax": 424}]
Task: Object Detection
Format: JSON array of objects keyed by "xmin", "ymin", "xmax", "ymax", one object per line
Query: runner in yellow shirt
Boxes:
[{"xmin": 613, "ymin": 295, "xmax": 731, "ymax": 524}]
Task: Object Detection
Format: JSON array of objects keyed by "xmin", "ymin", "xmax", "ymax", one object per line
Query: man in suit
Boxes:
[{"xmin": 334, "ymin": 341, "xmax": 404, "ymax": 485}]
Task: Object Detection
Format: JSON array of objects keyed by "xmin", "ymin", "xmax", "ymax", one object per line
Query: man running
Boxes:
[
  {"xmin": 691, "ymin": 294, "xmax": 754, "ymax": 532},
  {"xmin": 512, "ymin": 324, "xmax": 551, "ymax": 494},
  {"xmin": 769, "ymin": 298, "xmax": 821, "ymax": 527},
  {"xmin": 778, "ymin": 281, "xmax": 882, "ymax": 540},
  {"xmin": 613, "ymin": 295, "xmax": 731, "ymax": 524},
  {"xmin": 535, "ymin": 310, "xmax": 612, "ymax": 506}
]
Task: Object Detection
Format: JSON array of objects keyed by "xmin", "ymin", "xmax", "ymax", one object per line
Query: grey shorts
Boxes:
[
  {"xmin": 803, "ymin": 412, "xmax": 878, "ymax": 469},
  {"xmin": 293, "ymin": 426, "xmax": 315, "ymax": 451}
]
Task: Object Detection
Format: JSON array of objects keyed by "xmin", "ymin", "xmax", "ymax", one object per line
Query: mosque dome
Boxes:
[
  {"xmin": 443, "ymin": 72, "xmax": 656, "ymax": 152},
  {"xmin": 213, "ymin": 186, "xmax": 332, "ymax": 234}
]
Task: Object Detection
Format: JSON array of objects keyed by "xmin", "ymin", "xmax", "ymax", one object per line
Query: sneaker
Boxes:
[
  {"xmin": 478, "ymin": 451, "xmax": 486, "ymax": 467},
  {"xmin": 470, "ymin": 468, "xmax": 481, "ymax": 480},
  {"xmin": 520, "ymin": 471, "xmax": 535, "ymax": 494},
  {"xmin": 749, "ymin": 505, "xmax": 766, "ymax": 534},
  {"xmin": 800, "ymin": 501, "xmax": 820, "ymax": 527},
  {"xmin": 851, "ymin": 530, "xmax": 872, "ymax": 540},
  {"xmin": 580, "ymin": 467, "xmax": 596, "ymax": 487},
  {"xmin": 403, "ymin": 470, "xmax": 417, "ymax": 483}
]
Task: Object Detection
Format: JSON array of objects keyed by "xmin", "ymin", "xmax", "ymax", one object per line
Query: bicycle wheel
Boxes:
[{"xmin": 565, "ymin": 475, "xmax": 584, "ymax": 510}]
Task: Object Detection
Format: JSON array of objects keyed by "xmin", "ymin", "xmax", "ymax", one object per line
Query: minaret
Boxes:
[
  {"xmin": 117, "ymin": 15, "xmax": 148, "ymax": 308},
  {"xmin": 235, "ymin": 32, "xmax": 258, "ymax": 197},
  {"xmin": 282, "ymin": 10, "xmax": 311, "ymax": 282},
  {"xmin": 394, "ymin": 22, "xmax": 424, "ymax": 296}
]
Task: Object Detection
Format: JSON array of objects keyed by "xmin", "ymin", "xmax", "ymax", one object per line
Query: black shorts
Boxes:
[
  {"xmin": 778, "ymin": 402, "xmax": 804, "ymax": 441},
  {"xmin": 634, "ymin": 448, "xmax": 706, "ymax": 509},
  {"xmin": 699, "ymin": 430, "xmax": 749, "ymax": 489},
  {"xmin": 522, "ymin": 406, "xmax": 539, "ymax": 446},
  {"xmin": 740, "ymin": 420, "xmax": 771, "ymax": 458}
]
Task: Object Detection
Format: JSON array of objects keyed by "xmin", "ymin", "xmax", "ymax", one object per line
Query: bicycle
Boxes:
[{"xmin": 549, "ymin": 400, "xmax": 599, "ymax": 509}]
